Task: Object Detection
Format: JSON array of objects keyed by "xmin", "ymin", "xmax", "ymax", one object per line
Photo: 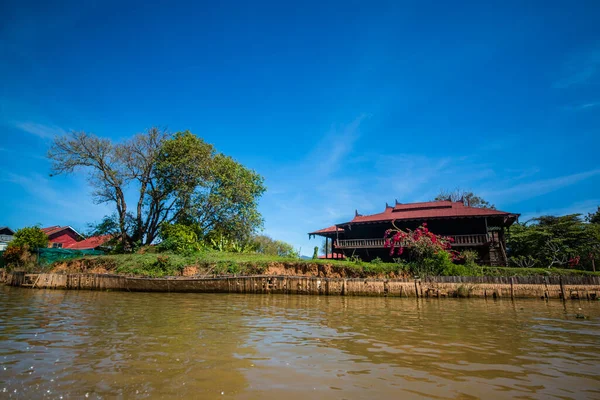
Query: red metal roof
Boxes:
[
  {"xmin": 343, "ymin": 201, "xmax": 518, "ymax": 225},
  {"xmin": 66, "ymin": 235, "xmax": 113, "ymax": 250},
  {"xmin": 41, "ymin": 226, "xmax": 63, "ymax": 235},
  {"xmin": 41, "ymin": 225, "xmax": 83, "ymax": 237},
  {"xmin": 308, "ymin": 225, "xmax": 344, "ymax": 235}
]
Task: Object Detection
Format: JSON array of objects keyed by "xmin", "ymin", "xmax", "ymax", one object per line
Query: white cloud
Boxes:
[
  {"xmin": 481, "ymin": 169, "xmax": 600, "ymax": 204},
  {"xmin": 259, "ymin": 117, "xmax": 501, "ymax": 255},
  {"xmin": 13, "ymin": 121, "xmax": 67, "ymax": 139},
  {"xmin": 578, "ymin": 102, "xmax": 600, "ymax": 110},
  {"xmin": 1, "ymin": 171, "xmax": 111, "ymax": 225}
]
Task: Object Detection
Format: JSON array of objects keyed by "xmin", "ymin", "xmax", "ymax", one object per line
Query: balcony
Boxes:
[{"xmin": 335, "ymin": 234, "xmax": 491, "ymax": 249}]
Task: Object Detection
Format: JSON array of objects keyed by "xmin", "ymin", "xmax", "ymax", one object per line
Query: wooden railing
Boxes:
[
  {"xmin": 336, "ymin": 238, "xmax": 386, "ymax": 249},
  {"xmin": 450, "ymin": 234, "xmax": 490, "ymax": 246},
  {"xmin": 336, "ymin": 234, "xmax": 491, "ymax": 249}
]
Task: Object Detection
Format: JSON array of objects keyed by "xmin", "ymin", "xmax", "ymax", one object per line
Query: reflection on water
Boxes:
[{"xmin": 0, "ymin": 286, "xmax": 599, "ymax": 399}]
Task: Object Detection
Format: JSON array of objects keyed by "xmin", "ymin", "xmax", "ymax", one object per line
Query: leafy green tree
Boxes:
[
  {"xmin": 87, "ymin": 213, "xmax": 131, "ymax": 237},
  {"xmin": 587, "ymin": 206, "xmax": 600, "ymax": 224},
  {"xmin": 49, "ymin": 129, "xmax": 265, "ymax": 249},
  {"xmin": 10, "ymin": 226, "xmax": 49, "ymax": 249},
  {"xmin": 162, "ymin": 133, "xmax": 265, "ymax": 243},
  {"xmin": 507, "ymin": 214, "xmax": 599, "ymax": 270},
  {"xmin": 434, "ymin": 189, "xmax": 495, "ymax": 209},
  {"xmin": 250, "ymin": 235, "xmax": 297, "ymax": 258}
]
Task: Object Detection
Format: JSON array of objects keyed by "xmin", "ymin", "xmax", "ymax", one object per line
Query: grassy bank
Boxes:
[{"xmin": 43, "ymin": 251, "xmax": 600, "ymax": 279}]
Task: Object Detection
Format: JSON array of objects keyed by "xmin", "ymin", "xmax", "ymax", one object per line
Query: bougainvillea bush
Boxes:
[{"xmin": 384, "ymin": 222, "xmax": 473, "ymax": 276}]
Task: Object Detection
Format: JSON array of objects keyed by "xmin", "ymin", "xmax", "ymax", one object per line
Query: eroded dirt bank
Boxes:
[
  {"xmin": 5, "ymin": 271, "xmax": 600, "ymax": 299},
  {"xmin": 49, "ymin": 258, "xmax": 404, "ymax": 279}
]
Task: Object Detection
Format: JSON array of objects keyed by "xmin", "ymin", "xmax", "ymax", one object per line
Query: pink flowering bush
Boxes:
[
  {"xmin": 384, "ymin": 222, "xmax": 454, "ymax": 261},
  {"xmin": 384, "ymin": 222, "xmax": 470, "ymax": 276}
]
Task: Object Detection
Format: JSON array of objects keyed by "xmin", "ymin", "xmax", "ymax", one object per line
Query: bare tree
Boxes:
[
  {"xmin": 434, "ymin": 188, "xmax": 495, "ymax": 209},
  {"xmin": 48, "ymin": 128, "xmax": 170, "ymax": 246},
  {"xmin": 545, "ymin": 240, "xmax": 568, "ymax": 269},
  {"xmin": 48, "ymin": 132, "xmax": 130, "ymax": 244},
  {"xmin": 509, "ymin": 255, "xmax": 537, "ymax": 268},
  {"xmin": 120, "ymin": 128, "xmax": 170, "ymax": 244}
]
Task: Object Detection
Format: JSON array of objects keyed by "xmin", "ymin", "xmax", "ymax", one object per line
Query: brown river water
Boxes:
[{"xmin": 0, "ymin": 285, "xmax": 599, "ymax": 399}]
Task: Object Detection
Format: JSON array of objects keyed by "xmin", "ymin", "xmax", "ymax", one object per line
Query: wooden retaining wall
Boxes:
[{"xmin": 4, "ymin": 272, "xmax": 600, "ymax": 299}]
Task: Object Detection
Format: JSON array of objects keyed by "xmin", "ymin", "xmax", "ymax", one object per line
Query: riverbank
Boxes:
[
  {"xmin": 39, "ymin": 251, "xmax": 600, "ymax": 279},
  {"xmin": 4, "ymin": 271, "xmax": 600, "ymax": 299}
]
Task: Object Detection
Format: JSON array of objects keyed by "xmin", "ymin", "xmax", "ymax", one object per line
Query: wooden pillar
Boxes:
[{"xmin": 325, "ymin": 237, "xmax": 329, "ymax": 259}]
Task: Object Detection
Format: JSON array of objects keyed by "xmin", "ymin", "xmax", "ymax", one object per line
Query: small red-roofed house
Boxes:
[
  {"xmin": 41, "ymin": 226, "xmax": 83, "ymax": 249},
  {"xmin": 309, "ymin": 200, "xmax": 519, "ymax": 265}
]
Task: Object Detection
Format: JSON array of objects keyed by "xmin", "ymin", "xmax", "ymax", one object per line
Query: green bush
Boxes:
[
  {"xmin": 158, "ymin": 223, "xmax": 202, "ymax": 255},
  {"xmin": 10, "ymin": 226, "xmax": 48, "ymax": 249},
  {"xmin": 414, "ymin": 251, "xmax": 454, "ymax": 276}
]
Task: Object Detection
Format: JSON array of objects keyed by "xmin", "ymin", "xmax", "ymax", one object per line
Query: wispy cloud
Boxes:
[
  {"xmin": 0, "ymin": 170, "xmax": 110, "ymax": 226},
  {"xmin": 553, "ymin": 45, "xmax": 600, "ymax": 88},
  {"xmin": 577, "ymin": 102, "xmax": 600, "ymax": 110},
  {"xmin": 260, "ymin": 116, "xmax": 501, "ymax": 254},
  {"xmin": 13, "ymin": 121, "xmax": 67, "ymax": 139},
  {"xmin": 306, "ymin": 114, "xmax": 368, "ymax": 177},
  {"xmin": 563, "ymin": 102, "xmax": 600, "ymax": 111},
  {"xmin": 482, "ymin": 169, "xmax": 600, "ymax": 203}
]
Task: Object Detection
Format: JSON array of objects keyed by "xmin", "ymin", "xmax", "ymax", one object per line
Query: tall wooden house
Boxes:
[{"xmin": 309, "ymin": 200, "xmax": 519, "ymax": 266}]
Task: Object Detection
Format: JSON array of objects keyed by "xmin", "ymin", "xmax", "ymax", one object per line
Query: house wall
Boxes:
[
  {"xmin": 48, "ymin": 231, "xmax": 80, "ymax": 248},
  {"xmin": 343, "ymin": 218, "xmax": 488, "ymax": 240},
  {"xmin": 0, "ymin": 229, "xmax": 15, "ymax": 252},
  {"xmin": 339, "ymin": 218, "xmax": 498, "ymax": 263}
]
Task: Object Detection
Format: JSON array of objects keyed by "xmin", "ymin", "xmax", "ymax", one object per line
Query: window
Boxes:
[{"xmin": 52, "ymin": 242, "xmax": 63, "ymax": 248}]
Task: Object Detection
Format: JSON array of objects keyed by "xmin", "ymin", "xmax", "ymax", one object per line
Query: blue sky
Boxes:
[{"xmin": 1, "ymin": 0, "xmax": 599, "ymax": 255}]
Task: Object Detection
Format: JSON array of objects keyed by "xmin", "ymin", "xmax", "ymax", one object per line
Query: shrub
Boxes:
[
  {"xmin": 2, "ymin": 245, "xmax": 36, "ymax": 271},
  {"xmin": 10, "ymin": 226, "xmax": 48, "ymax": 249},
  {"xmin": 418, "ymin": 251, "xmax": 455, "ymax": 276},
  {"xmin": 158, "ymin": 223, "xmax": 202, "ymax": 255}
]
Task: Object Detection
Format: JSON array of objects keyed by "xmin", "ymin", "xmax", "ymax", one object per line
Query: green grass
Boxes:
[{"xmin": 48, "ymin": 250, "xmax": 600, "ymax": 278}]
